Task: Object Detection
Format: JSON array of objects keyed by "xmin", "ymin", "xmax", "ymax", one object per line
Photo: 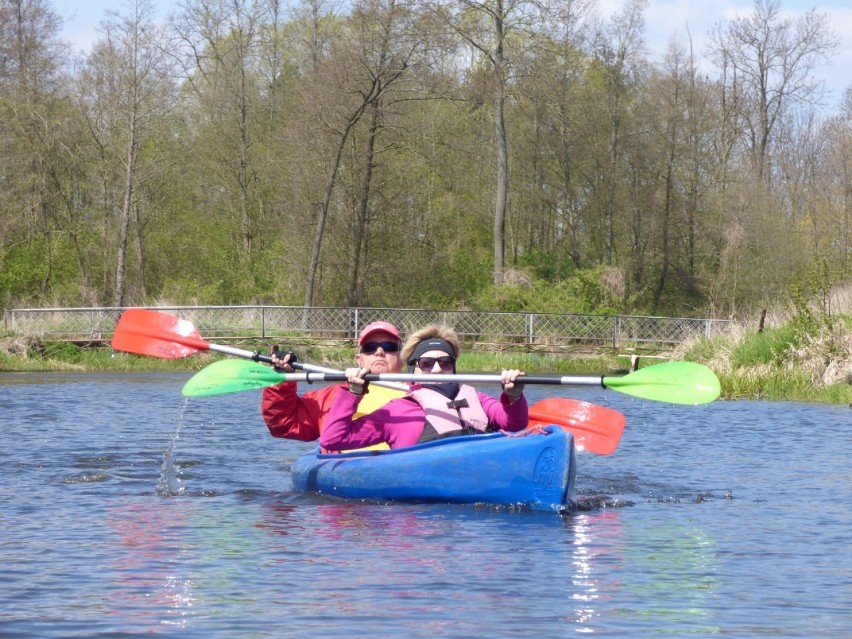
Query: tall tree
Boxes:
[
  {"xmin": 0, "ymin": 0, "xmax": 74, "ymax": 303},
  {"xmin": 708, "ymin": 0, "xmax": 838, "ymax": 183},
  {"xmin": 289, "ymin": 0, "xmax": 418, "ymax": 307},
  {"xmin": 79, "ymin": 0, "xmax": 177, "ymax": 306},
  {"xmin": 172, "ymin": 0, "xmax": 270, "ymax": 263},
  {"xmin": 591, "ymin": 0, "xmax": 646, "ymax": 267},
  {"xmin": 343, "ymin": 0, "xmax": 422, "ymax": 306},
  {"xmin": 429, "ymin": 0, "xmax": 555, "ymax": 285}
]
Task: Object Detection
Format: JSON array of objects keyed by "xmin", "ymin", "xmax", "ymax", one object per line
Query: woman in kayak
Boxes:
[
  {"xmin": 319, "ymin": 325, "xmax": 527, "ymax": 451},
  {"xmin": 261, "ymin": 321, "xmax": 405, "ymax": 441}
]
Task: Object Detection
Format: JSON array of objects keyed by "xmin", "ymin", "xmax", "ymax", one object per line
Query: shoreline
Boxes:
[{"xmin": 2, "ymin": 341, "xmax": 851, "ymax": 405}]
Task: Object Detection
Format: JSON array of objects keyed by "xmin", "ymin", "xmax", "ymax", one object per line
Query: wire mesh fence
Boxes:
[{"xmin": 3, "ymin": 305, "xmax": 735, "ymax": 353}]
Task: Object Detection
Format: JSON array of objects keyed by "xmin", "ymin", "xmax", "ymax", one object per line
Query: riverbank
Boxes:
[{"xmin": 2, "ymin": 327, "xmax": 851, "ymax": 404}]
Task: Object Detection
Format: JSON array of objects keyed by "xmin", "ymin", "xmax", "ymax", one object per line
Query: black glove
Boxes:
[
  {"xmin": 502, "ymin": 381, "xmax": 524, "ymax": 399},
  {"xmin": 272, "ymin": 349, "xmax": 297, "ymax": 373},
  {"xmin": 348, "ymin": 379, "xmax": 369, "ymax": 395}
]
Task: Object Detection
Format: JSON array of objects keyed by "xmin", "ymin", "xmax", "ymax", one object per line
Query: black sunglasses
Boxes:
[
  {"xmin": 414, "ymin": 356, "xmax": 456, "ymax": 372},
  {"xmin": 360, "ymin": 341, "xmax": 401, "ymax": 354}
]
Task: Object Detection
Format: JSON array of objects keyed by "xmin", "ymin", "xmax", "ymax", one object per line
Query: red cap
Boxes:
[{"xmin": 358, "ymin": 321, "xmax": 402, "ymax": 346}]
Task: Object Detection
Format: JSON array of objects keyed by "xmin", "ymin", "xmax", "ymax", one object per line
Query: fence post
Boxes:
[
  {"xmin": 527, "ymin": 314, "xmax": 534, "ymax": 346},
  {"xmin": 261, "ymin": 306, "xmax": 267, "ymax": 339}
]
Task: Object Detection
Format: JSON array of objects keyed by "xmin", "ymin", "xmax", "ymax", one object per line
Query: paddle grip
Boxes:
[{"xmin": 268, "ymin": 349, "xmax": 297, "ymax": 371}]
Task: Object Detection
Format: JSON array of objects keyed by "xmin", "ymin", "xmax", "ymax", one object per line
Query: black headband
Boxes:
[{"xmin": 407, "ymin": 338, "xmax": 456, "ymax": 372}]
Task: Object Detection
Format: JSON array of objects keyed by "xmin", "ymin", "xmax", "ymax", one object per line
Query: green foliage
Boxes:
[
  {"xmin": 719, "ymin": 369, "xmax": 810, "ymax": 401},
  {"xmin": 680, "ymin": 335, "xmax": 724, "ymax": 364},
  {"xmin": 789, "ymin": 257, "xmax": 841, "ymax": 331},
  {"xmin": 787, "ymin": 258, "xmax": 846, "ymax": 358},
  {"xmin": 459, "ymin": 351, "xmax": 622, "ymax": 375},
  {"xmin": 517, "ymin": 249, "xmax": 573, "ymax": 281},
  {"xmin": 379, "ymin": 250, "xmax": 492, "ymax": 309},
  {"xmin": 0, "ymin": 245, "xmax": 46, "ymax": 306},
  {"xmin": 1, "ymin": 0, "xmax": 849, "ymax": 320},
  {"xmin": 473, "ymin": 268, "xmax": 621, "ymax": 314},
  {"xmin": 731, "ymin": 325, "xmax": 800, "ymax": 368},
  {"xmin": 0, "ymin": 238, "xmax": 83, "ymax": 307},
  {"xmin": 30, "ymin": 340, "xmax": 85, "ymax": 363},
  {"xmin": 788, "ymin": 280, "xmax": 820, "ymax": 337}
]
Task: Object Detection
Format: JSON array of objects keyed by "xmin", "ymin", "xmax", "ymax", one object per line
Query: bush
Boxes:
[
  {"xmin": 731, "ymin": 325, "xmax": 800, "ymax": 368},
  {"xmin": 472, "ymin": 268, "xmax": 622, "ymax": 315}
]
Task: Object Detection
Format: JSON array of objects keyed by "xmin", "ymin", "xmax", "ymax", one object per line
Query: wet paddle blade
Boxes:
[
  {"xmin": 182, "ymin": 359, "xmax": 285, "ymax": 397},
  {"xmin": 603, "ymin": 361, "xmax": 720, "ymax": 405},
  {"xmin": 528, "ymin": 398, "xmax": 625, "ymax": 455},
  {"xmin": 112, "ymin": 308, "xmax": 210, "ymax": 358}
]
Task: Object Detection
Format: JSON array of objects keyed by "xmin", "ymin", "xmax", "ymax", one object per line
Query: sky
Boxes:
[{"xmin": 55, "ymin": 0, "xmax": 852, "ymax": 112}]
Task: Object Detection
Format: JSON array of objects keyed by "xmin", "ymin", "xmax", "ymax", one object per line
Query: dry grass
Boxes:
[{"xmin": 676, "ymin": 282, "xmax": 852, "ymax": 399}]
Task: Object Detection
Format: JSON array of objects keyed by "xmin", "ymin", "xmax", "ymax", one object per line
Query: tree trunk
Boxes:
[
  {"xmin": 346, "ymin": 100, "xmax": 380, "ymax": 306},
  {"xmin": 113, "ymin": 110, "xmax": 138, "ymax": 307},
  {"xmin": 134, "ymin": 202, "xmax": 147, "ymax": 298},
  {"xmin": 492, "ymin": 2, "xmax": 508, "ymax": 285},
  {"xmin": 304, "ymin": 109, "xmax": 366, "ymax": 309}
]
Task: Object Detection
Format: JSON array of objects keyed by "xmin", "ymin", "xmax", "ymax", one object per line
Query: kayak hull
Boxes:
[{"xmin": 291, "ymin": 425, "xmax": 575, "ymax": 512}]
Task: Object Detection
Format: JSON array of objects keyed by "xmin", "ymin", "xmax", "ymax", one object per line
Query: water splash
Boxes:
[{"xmin": 156, "ymin": 398, "xmax": 189, "ymax": 496}]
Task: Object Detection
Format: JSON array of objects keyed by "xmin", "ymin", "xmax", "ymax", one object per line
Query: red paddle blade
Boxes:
[
  {"xmin": 111, "ymin": 308, "xmax": 210, "ymax": 358},
  {"xmin": 529, "ymin": 397, "xmax": 625, "ymax": 455}
]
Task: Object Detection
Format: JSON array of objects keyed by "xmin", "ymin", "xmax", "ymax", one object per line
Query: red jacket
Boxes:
[
  {"xmin": 261, "ymin": 382, "xmax": 407, "ymax": 442},
  {"xmin": 261, "ymin": 382, "xmax": 342, "ymax": 441}
]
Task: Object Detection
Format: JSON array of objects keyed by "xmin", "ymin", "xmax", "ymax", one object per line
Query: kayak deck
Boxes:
[{"xmin": 291, "ymin": 425, "xmax": 576, "ymax": 512}]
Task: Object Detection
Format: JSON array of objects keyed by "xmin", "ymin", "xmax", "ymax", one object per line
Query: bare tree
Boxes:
[
  {"xmin": 642, "ymin": 36, "xmax": 716, "ymax": 311},
  {"xmin": 0, "ymin": 0, "xmax": 69, "ymax": 299},
  {"xmin": 292, "ymin": 0, "xmax": 419, "ymax": 308},
  {"xmin": 708, "ymin": 0, "xmax": 838, "ymax": 183},
  {"xmin": 592, "ymin": 0, "xmax": 646, "ymax": 266},
  {"xmin": 79, "ymin": 0, "xmax": 176, "ymax": 306},
  {"xmin": 172, "ymin": 0, "xmax": 270, "ymax": 261},
  {"xmin": 427, "ymin": 0, "xmax": 556, "ymax": 284},
  {"xmin": 343, "ymin": 0, "xmax": 422, "ymax": 306},
  {"xmin": 816, "ymin": 88, "xmax": 852, "ymax": 276}
]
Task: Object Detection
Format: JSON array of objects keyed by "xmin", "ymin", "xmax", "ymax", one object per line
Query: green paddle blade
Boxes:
[
  {"xmin": 182, "ymin": 359, "xmax": 287, "ymax": 397},
  {"xmin": 603, "ymin": 361, "xmax": 720, "ymax": 405}
]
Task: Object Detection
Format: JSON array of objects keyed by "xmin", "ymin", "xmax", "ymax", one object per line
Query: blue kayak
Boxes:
[{"xmin": 290, "ymin": 425, "xmax": 575, "ymax": 512}]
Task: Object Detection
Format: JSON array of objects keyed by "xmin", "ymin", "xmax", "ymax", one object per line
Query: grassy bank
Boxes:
[
  {"xmin": 2, "ymin": 322, "xmax": 851, "ymax": 404},
  {"xmin": 677, "ymin": 313, "xmax": 852, "ymax": 405},
  {"xmin": 0, "ymin": 338, "xmax": 629, "ymax": 377}
]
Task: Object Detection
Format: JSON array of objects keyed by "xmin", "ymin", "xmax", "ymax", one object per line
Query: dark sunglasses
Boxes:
[
  {"xmin": 360, "ymin": 341, "xmax": 401, "ymax": 354},
  {"xmin": 414, "ymin": 356, "xmax": 456, "ymax": 372}
]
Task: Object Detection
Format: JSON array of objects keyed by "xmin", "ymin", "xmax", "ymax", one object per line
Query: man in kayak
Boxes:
[
  {"xmin": 261, "ymin": 321, "xmax": 405, "ymax": 441},
  {"xmin": 319, "ymin": 325, "xmax": 527, "ymax": 451}
]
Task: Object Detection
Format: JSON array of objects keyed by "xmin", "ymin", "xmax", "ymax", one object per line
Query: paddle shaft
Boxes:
[
  {"xmin": 215, "ymin": 347, "xmax": 411, "ymax": 392},
  {"xmin": 260, "ymin": 371, "xmax": 606, "ymax": 387},
  {"xmin": 206, "ymin": 342, "xmax": 275, "ymax": 364}
]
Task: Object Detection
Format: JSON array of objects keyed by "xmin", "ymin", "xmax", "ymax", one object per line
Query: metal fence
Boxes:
[{"xmin": 3, "ymin": 305, "xmax": 734, "ymax": 352}]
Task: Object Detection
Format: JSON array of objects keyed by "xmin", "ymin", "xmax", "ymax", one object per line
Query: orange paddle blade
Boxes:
[
  {"xmin": 111, "ymin": 308, "xmax": 210, "ymax": 358},
  {"xmin": 528, "ymin": 397, "xmax": 625, "ymax": 455}
]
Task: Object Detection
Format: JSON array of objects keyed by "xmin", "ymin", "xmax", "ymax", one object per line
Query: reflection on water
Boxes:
[
  {"xmin": 0, "ymin": 374, "xmax": 849, "ymax": 638},
  {"xmin": 617, "ymin": 514, "xmax": 720, "ymax": 633},
  {"xmin": 567, "ymin": 511, "xmax": 624, "ymax": 630},
  {"xmin": 106, "ymin": 501, "xmax": 198, "ymax": 632}
]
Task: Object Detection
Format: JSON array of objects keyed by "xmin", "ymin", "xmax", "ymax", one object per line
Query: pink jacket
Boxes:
[{"xmin": 319, "ymin": 384, "xmax": 528, "ymax": 451}]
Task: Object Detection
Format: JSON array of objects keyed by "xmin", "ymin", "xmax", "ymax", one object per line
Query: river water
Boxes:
[{"xmin": 1, "ymin": 372, "xmax": 849, "ymax": 638}]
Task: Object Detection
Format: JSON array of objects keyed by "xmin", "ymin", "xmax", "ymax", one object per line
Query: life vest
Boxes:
[
  {"xmin": 353, "ymin": 384, "xmax": 405, "ymax": 419},
  {"xmin": 343, "ymin": 384, "xmax": 405, "ymax": 452},
  {"xmin": 407, "ymin": 384, "xmax": 491, "ymax": 444}
]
